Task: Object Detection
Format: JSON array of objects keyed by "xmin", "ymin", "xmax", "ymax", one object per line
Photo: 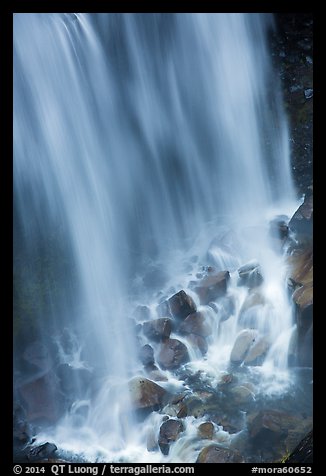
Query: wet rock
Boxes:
[
  {"xmin": 18, "ymin": 370, "xmax": 64, "ymax": 423},
  {"xmin": 186, "ymin": 334, "xmax": 208, "ymax": 356},
  {"xmin": 304, "ymin": 88, "xmax": 313, "ymax": 99},
  {"xmin": 238, "ymin": 261, "xmax": 263, "ymax": 288},
  {"xmin": 27, "ymin": 442, "xmax": 57, "ymax": 461},
  {"xmin": 198, "ymin": 421, "xmax": 214, "ymax": 439},
  {"xmin": 196, "ymin": 444, "xmax": 244, "ymax": 463},
  {"xmin": 142, "ymin": 318, "xmax": 173, "ymax": 342},
  {"xmin": 168, "ymin": 290, "xmax": 197, "ymax": 320},
  {"xmin": 162, "ymin": 401, "xmax": 188, "ymax": 418},
  {"xmin": 128, "ymin": 377, "xmax": 167, "ymax": 410},
  {"xmin": 230, "ymin": 385, "xmax": 255, "ymax": 404},
  {"xmin": 156, "ymin": 300, "xmax": 172, "ymax": 318},
  {"xmin": 269, "ymin": 215, "xmax": 289, "ymax": 240},
  {"xmin": 287, "ymin": 246, "xmax": 313, "ymax": 367},
  {"xmin": 230, "ymin": 329, "xmax": 259, "ymax": 364},
  {"xmin": 244, "ymin": 336, "xmax": 270, "ymax": 366},
  {"xmin": 185, "ymin": 394, "xmax": 221, "ymax": 419},
  {"xmin": 157, "ymin": 338, "xmax": 190, "ymax": 370},
  {"xmin": 218, "ymin": 373, "xmax": 234, "ymax": 386},
  {"xmin": 288, "ymin": 192, "xmax": 313, "ymax": 240},
  {"xmin": 158, "ymin": 419, "xmax": 184, "ymax": 455},
  {"xmin": 178, "ymin": 312, "xmax": 212, "ymax": 337},
  {"xmin": 139, "ymin": 344, "xmax": 155, "ymax": 366},
  {"xmin": 193, "ymin": 271, "xmax": 230, "ymax": 305},
  {"xmin": 247, "ymin": 410, "xmax": 304, "ymax": 450},
  {"xmin": 13, "ymin": 402, "xmax": 31, "ymax": 448}
]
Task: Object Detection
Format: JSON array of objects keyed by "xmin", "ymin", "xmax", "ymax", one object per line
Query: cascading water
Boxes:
[{"xmin": 14, "ymin": 13, "xmax": 311, "ymax": 463}]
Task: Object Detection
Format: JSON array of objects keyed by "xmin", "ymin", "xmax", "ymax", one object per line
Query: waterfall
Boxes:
[{"xmin": 14, "ymin": 13, "xmax": 300, "ymax": 462}]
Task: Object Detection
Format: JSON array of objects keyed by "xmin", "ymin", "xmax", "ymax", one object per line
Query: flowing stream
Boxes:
[{"xmin": 14, "ymin": 13, "xmax": 311, "ymax": 463}]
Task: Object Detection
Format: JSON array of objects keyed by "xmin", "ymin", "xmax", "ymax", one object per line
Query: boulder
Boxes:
[
  {"xmin": 193, "ymin": 271, "xmax": 230, "ymax": 305},
  {"xmin": 142, "ymin": 318, "xmax": 173, "ymax": 342},
  {"xmin": 128, "ymin": 377, "xmax": 167, "ymax": 410},
  {"xmin": 244, "ymin": 336, "xmax": 270, "ymax": 366},
  {"xmin": 168, "ymin": 290, "xmax": 197, "ymax": 320},
  {"xmin": 178, "ymin": 312, "xmax": 212, "ymax": 337},
  {"xmin": 230, "ymin": 385, "xmax": 255, "ymax": 404},
  {"xmin": 158, "ymin": 419, "xmax": 184, "ymax": 455},
  {"xmin": 230, "ymin": 329, "xmax": 258, "ymax": 363},
  {"xmin": 139, "ymin": 344, "xmax": 155, "ymax": 366},
  {"xmin": 27, "ymin": 442, "xmax": 57, "ymax": 461},
  {"xmin": 197, "ymin": 421, "xmax": 214, "ymax": 439},
  {"xmin": 157, "ymin": 338, "xmax": 190, "ymax": 370},
  {"xmin": 196, "ymin": 444, "xmax": 244, "ymax": 463},
  {"xmin": 238, "ymin": 261, "xmax": 263, "ymax": 288}
]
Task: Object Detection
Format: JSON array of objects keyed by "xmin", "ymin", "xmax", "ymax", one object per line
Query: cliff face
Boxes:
[{"xmin": 272, "ymin": 13, "xmax": 313, "ymax": 196}]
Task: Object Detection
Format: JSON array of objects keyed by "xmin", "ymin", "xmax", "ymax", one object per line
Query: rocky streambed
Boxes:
[{"xmin": 14, "ymin": 191, "xmax": 313, "ymax": 463}]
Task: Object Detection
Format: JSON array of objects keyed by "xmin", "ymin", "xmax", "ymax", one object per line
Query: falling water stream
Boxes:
[{"xmin": 14, "ymin": 13, "xmax": 311, "ymax": 462}]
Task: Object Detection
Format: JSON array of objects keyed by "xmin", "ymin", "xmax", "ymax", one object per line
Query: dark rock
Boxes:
[
  {"xmin": 139, "ymin": 344, "xmax": 155, "ymax": 366},
  {"xmin": 284, "ymin": 430, "xmax": 313, "ymax": 463},
  {"xmin": 27, "ymin": 442, "xmax": 57, "ymax": 461},
  {"xmin": 128, "ymin": 377, "xmax": 167, "ymax": 410},
  {"xmin": 247, "ymin": 410, "xmax": 304, "ymax": 450},
  {"xmin": 168, "ymin": 290, "xmax": 197, "ymax": 320},
  {"xmin": 193, "ymin": 271, "xmax": 230, "ymax": 305},
  {"xmin": 157, "ymin": 338, "xmax": 190, "ymax": 370},
  {"xmin": 196, "ymin": 444, "xmax": 244, "ymax": 463},
  {"xmin": 158, "ymin": 419, "xmax": 184, "ymax": 455},
  {"xmin": 18, "ymin": 371, "xmax": 64, "ymax": 423},
  {"xmin": 238, "ymin": 261, "xmax": 263, "ymax": 289},
  {"xmin": 143, "ymin": 318, "xmax": 173, "ymax": 342},
  {"xmin": 230, "ymin": 329, "xmax": 258, "ymax": 364},
  {"xmin": 198, "ymin": 422, "xmax": 214, "ymax": 439},
  {"xmin": 288, "ymin": 193, "xmax": 313, "ymax": 240},
  {"xmin": 178, "ymin": 312, "xmax": 212, "ymax": 337}
]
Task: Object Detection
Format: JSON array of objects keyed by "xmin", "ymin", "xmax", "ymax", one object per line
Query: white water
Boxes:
[{"xmin": 14, "ymin": 13, "xmax": 299, "ymax": 462}]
